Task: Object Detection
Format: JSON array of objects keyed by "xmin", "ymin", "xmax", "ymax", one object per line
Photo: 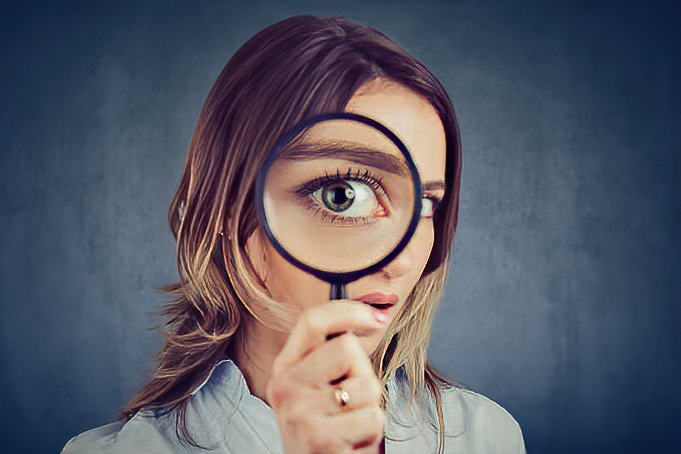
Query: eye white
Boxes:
[{"xmin": 420, "ymin": 198, "xmax": 434, "ymax": 218}]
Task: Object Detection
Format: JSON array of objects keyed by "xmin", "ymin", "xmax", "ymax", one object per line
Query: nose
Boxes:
[{"xmin": 379, "ymin": 238, "xmax": 413, "ymax": 280}]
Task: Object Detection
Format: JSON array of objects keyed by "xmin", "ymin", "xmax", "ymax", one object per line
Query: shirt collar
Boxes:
[
  {"xmin": 187, "ymin": 359, "xmax": 280, "ymax": 450},
  {"xmin": 384, "ymin": 367, "xmax": 465, "ymax": 440},
  {"xmin": 190, "ymin": 359, "xmax": 464, "ymax": 444}
]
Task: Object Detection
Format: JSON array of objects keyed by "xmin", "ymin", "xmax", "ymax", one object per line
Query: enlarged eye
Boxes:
[{"xmin": 313, "ymin": 180, "xmax": 382, "ymax": 217}]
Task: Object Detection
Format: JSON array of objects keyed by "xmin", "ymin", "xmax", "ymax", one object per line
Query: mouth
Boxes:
[{"xmin": 353, "ymin": 293, "xmax": 399, "ymax": 311}]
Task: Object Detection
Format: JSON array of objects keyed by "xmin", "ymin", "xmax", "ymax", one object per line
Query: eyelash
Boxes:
[{"xmin": 293, "ymin": 168, "xmax": 388, "ymax": 226}]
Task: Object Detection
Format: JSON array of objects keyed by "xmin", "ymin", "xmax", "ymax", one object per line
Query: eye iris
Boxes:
[{"xmin": 322, "ymin": 182, "xmax": 355, "ymax": 212}]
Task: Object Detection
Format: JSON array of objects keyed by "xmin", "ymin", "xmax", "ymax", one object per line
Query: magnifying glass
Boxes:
[{"xmin": 255, "ymin": 112, "xmax": 422, "ymax": 300}]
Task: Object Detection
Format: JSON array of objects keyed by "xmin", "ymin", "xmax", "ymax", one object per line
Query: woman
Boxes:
[{"xmin": 63, "ymin": 15, "xmax": 524, "ymax": 454}]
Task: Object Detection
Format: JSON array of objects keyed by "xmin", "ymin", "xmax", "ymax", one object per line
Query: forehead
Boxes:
[{"xmin": 343, "ymin": 80, "xmax": 447, "ymax": 183}]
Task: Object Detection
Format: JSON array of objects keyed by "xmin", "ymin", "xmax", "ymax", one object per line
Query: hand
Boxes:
[{"xmin": 266, "ymin": 301, "xmax": 387, "ymax": 453}]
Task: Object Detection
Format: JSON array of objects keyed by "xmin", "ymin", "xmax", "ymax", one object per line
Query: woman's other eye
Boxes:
[
  {"xmin": 420, "ymin": 197, "xmax": 440, "ymax": 219},
  {"xmin": 312, "ymin": 180, "xmax": 385, "ymax": 218}
]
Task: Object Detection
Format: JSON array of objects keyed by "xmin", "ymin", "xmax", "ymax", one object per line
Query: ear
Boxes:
[{"xmin": 245, "ymin": 228, "xmax": 270, "ymax": 287}]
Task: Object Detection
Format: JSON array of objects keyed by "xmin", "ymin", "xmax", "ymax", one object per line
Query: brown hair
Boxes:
[{"xmin": 123, "ymin": 15, "xmax": 462, "ymax": 451}]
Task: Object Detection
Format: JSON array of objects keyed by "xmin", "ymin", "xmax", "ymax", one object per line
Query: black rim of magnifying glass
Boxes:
[{"xmin": 255, "ymin": 112, "xmax": 423, "ymax": 287}]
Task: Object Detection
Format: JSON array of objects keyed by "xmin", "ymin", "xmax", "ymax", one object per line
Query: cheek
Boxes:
[
  {"xmin": 413, "ymin": 220, "xmax": 436, "ymax": 275},
  {"xmin": 264, "ymin": 242, "xmax": 330, "ymax": 309}
]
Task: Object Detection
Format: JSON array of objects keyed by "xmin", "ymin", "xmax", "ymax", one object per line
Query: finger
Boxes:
[
  {"xmin": 273, "ymin": 301, "xmax": 386, "ymax": 375},
  {"xmin": 328, "ymin": 405, "xmax": 385, "ymax": 450},
  {"xmin": 325, "ymin": 376, "xmax": 383, "ymax": 414},
  {"xmin": 289, "ymin": 332, "xmax": 377, "ymax": 386},
  {"xmin": 354, "ymin": 440, "xmax": 385, "ymax": 454}
]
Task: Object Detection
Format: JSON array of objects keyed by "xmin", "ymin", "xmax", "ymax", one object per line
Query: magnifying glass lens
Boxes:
[{"xmin": 262, "ymin": 118, "xmax": 417, "ymax": 275}]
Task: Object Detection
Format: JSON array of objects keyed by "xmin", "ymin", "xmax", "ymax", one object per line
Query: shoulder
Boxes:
[
  {"xmin": 61, "ymin": 360, "xmax": 260, "ymax": 454},
  {"xmin": 386, "ymin": 370, "xmax": 526, "ymax": 453},
  {"xmin": 61, "ymin": 422, "xmax": 120, "ymax": 454},
  {"xmin": 61, "ymin": 413, "xmax": 179, "ymax": 454},
  {"xmin": 440, "ymin": 386, "xmax": 526, "ymax": 453}
]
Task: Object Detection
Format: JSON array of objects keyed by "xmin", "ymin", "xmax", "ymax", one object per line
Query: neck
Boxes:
[{"xmin": 233, "ymin": 316, "xmax": 287, "ymax": 404}]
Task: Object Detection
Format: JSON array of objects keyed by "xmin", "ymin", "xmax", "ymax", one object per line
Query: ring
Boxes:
[{"xmin": 334, "ymin": 386, "xmax": 350, "ymax": 408}]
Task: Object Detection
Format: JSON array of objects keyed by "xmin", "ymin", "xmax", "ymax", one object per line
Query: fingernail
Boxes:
[{"xmin": 374, "ymin": 312, "xmax": 388, "ymax": 324}]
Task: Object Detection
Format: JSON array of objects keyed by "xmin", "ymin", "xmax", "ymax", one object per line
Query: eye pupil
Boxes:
[{"xmin": 322, "ymin": 182, "xmax": 355, "ymax": 212}]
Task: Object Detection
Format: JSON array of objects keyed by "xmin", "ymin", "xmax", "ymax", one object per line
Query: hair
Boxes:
[{"xmin": 122, "ymin": 15, "xmax": 462, "ymax": 452}]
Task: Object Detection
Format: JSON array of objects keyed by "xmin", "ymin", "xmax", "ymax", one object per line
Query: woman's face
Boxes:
[{"xmin": 250, "ymin": 79, "xmax": 447, "ymax": 353}]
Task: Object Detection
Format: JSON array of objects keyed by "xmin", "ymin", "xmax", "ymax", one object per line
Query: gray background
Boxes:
[{"xmin": 1, "ymin": 0, "xmax": 679, "ymax": 453}]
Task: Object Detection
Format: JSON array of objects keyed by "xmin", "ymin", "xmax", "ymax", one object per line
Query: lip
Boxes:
[{"xmin": 353, "ymin": 293, "xmax": 399, "ymax": 310}]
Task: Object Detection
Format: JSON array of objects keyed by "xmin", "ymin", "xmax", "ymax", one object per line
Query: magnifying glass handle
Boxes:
[
  {"xmin": 327, "ymin": 283, "xmax": 348, "ymax": 341},
  {"xmin": 330, "ymin": 283, "xmax": 347, "ymax": 300}
]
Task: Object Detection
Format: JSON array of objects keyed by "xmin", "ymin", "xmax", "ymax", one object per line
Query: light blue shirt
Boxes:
[{"xmin": 63, "ymin": 360, "xmax": 525, "ymax": 453}]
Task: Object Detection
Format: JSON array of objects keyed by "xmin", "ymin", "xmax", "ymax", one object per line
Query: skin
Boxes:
[{"xmin": 236, "ymin": 79, "xmax": 447, "ymax": 453}]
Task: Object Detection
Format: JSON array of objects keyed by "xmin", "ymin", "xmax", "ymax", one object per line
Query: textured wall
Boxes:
[{"xmin": 1, "ymin": 1, "xmax": 679, "ymax": 453}]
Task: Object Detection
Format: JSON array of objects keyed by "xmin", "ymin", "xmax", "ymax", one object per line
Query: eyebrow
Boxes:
[
  {"xmin": 281, "ymin": 140, "xmax": 410, "ymax": 177},
  {"xmin": 423, "ymin": 181, "xmax": 446, "ymax": 193}
]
